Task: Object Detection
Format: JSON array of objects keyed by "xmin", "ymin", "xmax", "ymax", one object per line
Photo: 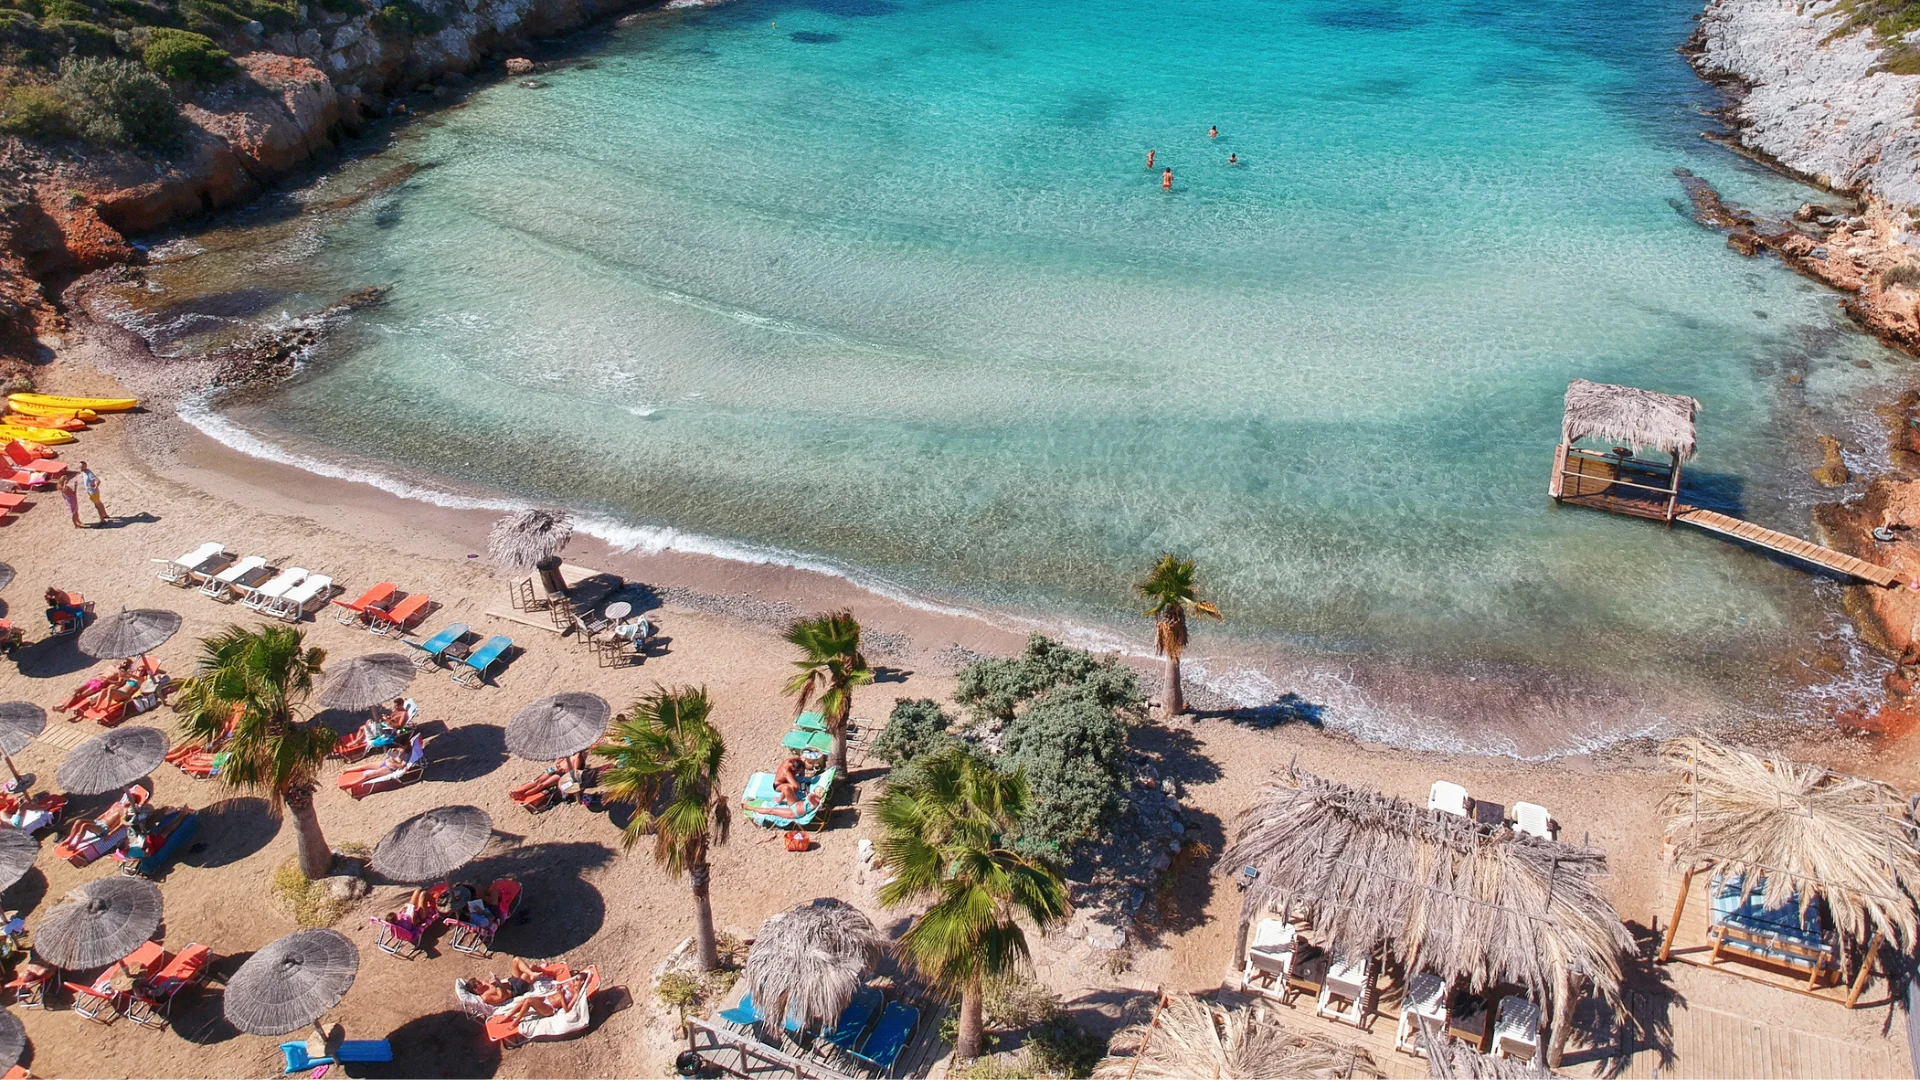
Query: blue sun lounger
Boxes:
[
  {"xmin": 781, "ymin": 728, "xmax": 833, "ymax": 754},
  {"xmin": 280, "ymin": 1039, "xmax": 394, "ymax": 1073},
  {"xmin": 795, "ymin": 710, "xmax": 826, "ymax": 732},
  {"xmin": 718, "ymin": 992, "xmax": 806, "ymax": 1035},
  {"xmin": 850, "ymin": 1001, "xmax": 918, "ymax": 1075},
  {"xmin": 823, "ymin": 986, "xmax": 884, "ymax": 1053},
  {"xmin": 407, "ymin": 622, "xmax": 469, "ymax": 668},
  {"xmin": 452, "ymin": 634, "xmax": 513, "ymax": 687}
]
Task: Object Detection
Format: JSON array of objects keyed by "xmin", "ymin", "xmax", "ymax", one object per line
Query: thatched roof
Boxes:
[
  {"xmin": 1090, "ymin": 992, "xmax": 1384, "ymax": 1080},
  {"xmin": 1562, "ymin": 379, "xmax": 1699, "ymax": 461},
  {"xmin": 488, "ymin": 509, "xmax": 573, "ymax": 573},
  {"xmin": 1217, "ymin": 772, "xmax": 1633, "ymax": 1019},
  {"xmin": 743, "ymin": 898, "xmax": 881, "ymax": 1029},
  {"xmin": 1661, "ymin": 736, "xmax": 1920, "ymax": 952}
]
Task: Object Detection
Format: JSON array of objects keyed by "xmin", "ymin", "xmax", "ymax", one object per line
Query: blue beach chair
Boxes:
[
  {"xmin": 781, "ymin": 728, "xmax": 833, "ymax": 754},
  {"xmin": 795, "ymin": 710, "xmax": 826, "ymax": 732},
  {"xmin": 850, "ymin": 1001, "xmax": 918, "ymax": 1075},
  {"xmin": 279, "ymin": 1039, "xmax": 394, "ymax": 1073},
  {"xmin": 453, "ymin": 635, "xmax": 513, "ymax": 687},
  {"xmin": 718, "ymin": 992, "xmax": 761, "ymax": 1029},
  {"xmin": 823, "ymin": 986, "xmax": 883, "ymax": 1053},
  {"xmin": 407, "ymin": 622, "xmax": 469, "ymax": 668}
]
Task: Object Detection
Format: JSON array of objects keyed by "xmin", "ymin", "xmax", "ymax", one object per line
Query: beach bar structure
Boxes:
[
  {"xmin": 1550, "ymin": 379, "xmax": 1905, "ymax": 587},
  {"xmin": 1656, "ymin": 737, "xmax": 1920, "ymax": 1009},
  {"xmin": 1217, "ymin": 771, "xmax": 1635, "ymax": 1068}
]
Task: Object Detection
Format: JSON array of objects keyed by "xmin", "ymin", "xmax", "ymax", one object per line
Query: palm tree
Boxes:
[
  {"xmin": 176, "ymin": 624, "xmax": 335, "ymax": 878},
  {"xmin": 596, "ymin": 685, "xmax": 730, "ymax": 970},
  {"xmin": 1135, "ymin": 553, "xmax": 1223, "ymax": 718},
  {"xmin": 783, "ymin": 611, "xmax": 873, "ymax": 777},
  {"xmin": 875, "ymin": 745, "xmax": 1069, "ymax": 1060}
]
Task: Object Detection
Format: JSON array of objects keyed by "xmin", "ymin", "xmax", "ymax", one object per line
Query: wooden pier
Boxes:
[{"xmin": 1675, "ymin": 509, "xmax": 1904, "ymax": 588}]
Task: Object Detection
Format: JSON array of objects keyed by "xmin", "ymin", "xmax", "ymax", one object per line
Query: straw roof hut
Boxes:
[
  {"xmin": 1217, "ymin": 772, "xmax": 1632, "ymax": 1064},
  {"xmin": 1561, "ymin": 379, "xmax": 1700, "ymax": 462},
  {"xmin": 742, "ymin": 898, "xmax": 882, "ymax": 1029},
  {"xmin": 1090, "ymin": 992, "xmax": 1384, "ymax": 1080},
  {"xmin": 488, "ymin": 509, "xmax": 574, "ymax": 574},
  {"xmin": 1660, "ymin": 736, "xmax": 1920, "ymax": 960}
]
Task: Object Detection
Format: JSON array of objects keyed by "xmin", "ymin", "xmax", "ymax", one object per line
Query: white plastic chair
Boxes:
[
  {"xmin": 241, "ymin": 567, "xmax": 305, "ymax": 611},
  {"xmin": 1243, "ymin": 918, "xmax": 1296, "ymax": 988},
  {"xmin": 1429, "ymin": 781, "xmax": 1470, "ymax": 817},
  {"xmin": 1494, "ymin": 997, "xmax": 1542, "ymax": 1062},
  {"xmin": 1316, "ymin": 952, "xmax": 1375, "ymax": 1028},
  {"xmin": 1512, "ymin": 801, "xmax": 1555, "ymax": 840},
  {"xmin": 155, "ymin": 543, "xmax": 222, "ymax": 585},
  {"xmin": 1395, "ymin": 972, "xmax": 1449, "ymax": 1055},
  {"xmin": 202, "ymin": 555, "xmax": 266, "ymax": 599}
]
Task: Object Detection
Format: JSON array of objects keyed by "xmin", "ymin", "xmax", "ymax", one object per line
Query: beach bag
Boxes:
[{"xmin": 784, "ymin": 829, "xmax": 811, "ymax": 852}]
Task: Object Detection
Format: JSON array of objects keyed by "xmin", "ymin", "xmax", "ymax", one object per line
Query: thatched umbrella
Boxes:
[
  {"xmin": 743, "ymin": 898, "xmax": 881, "ymax": 1029},
  {"xmin": 1659, "ymin": 737, "xmax": 1920, "ymax": 972},
  {"xmin": 0, "ymin": 702, "xmax": 45, "ymax": 755},
  {"xmin": 1090, "ymin": 992, "xmax": 1384, "ymax": 1079},
  {"xmin": 57, "ymin": 726, "xmax": 167, "ymax": 795},
  {"xmin": 317, "ymin": 653, "xmax": 416, "ymax": 711},
  {"xmin": 0, "ymin": 561, "xmax": 14, "ymax": 593},
  {"xmin": 0, "ymin": 1004, "xmax": 24, "ymax": 1066},
  {"xmin": 0, "ymin": 825, "xmax": 37, "ymax": 892},
  {"xmin": 33, "ymin": 877, "xmax": 162, "ymax": 969},
  {"xmin": 1217, "ymin": 771, "xmax": 1633, "ymax": 1067},
  {"xmin": 505, "ymin": 692, "xmax": 609, "ymax": 762},
  {"xmin": 489, "ymin": 508, "xmax": 572, "ymax": 597},
  {"xmin": 1561, "ymin": 379, "xmax": 1700, "ymax": 461},
  {"xmin": 77, "ymin": 608, "xmax": 181, "ymax": 660},
  {"xmin": 371, "ymin": 806, "xmax": 492, "ymax": 883},
  {"xmin": 223, "ymin": 929, "xmax": 359, "ymax": 1038}
]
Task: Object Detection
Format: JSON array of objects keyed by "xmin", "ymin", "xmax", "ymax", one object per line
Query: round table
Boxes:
[{"xmin": 604, "ymin": 601, "xmax": 632, "ymax": 622}]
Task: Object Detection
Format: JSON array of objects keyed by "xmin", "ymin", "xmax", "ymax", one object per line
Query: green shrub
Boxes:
[
  {"xmin": 1882, "ymin": 264, "xmax": 1920, "ymax": 289},
  {"xmin": 656, "ymin": 971, "xmax": 702, "ymax": 1009},
  {"xmin": 231, "ymin": 0, "xmax": 296, "ymax": 30},
  {"xmin": 0, "ymin": 80, "xmax": 67, "ymax": 136},
  {"xmin": 40, "ymin": 16, "xmax": 116, "ymax": 54},
  {"xmin": 871, "ymin": 698, "xmax": 960, "ymax": 769},
  {"xmin": 143, "ymin": 27, "xmax": 228, "ymax": 81},
  {"xmin": 370, "ymin": 0, "xmax": 438, "ymax": 34},
  {"xmin": 1023, "ymin": 1016, "xmax": 1105, "ymax": 1078},
  {"xmin": 983, "ymin": 973, "xmax": 1059, "ymax": 1030},
  {"xmin": 955, "ymin": 635, "xmax": 1142, "ymax": 727},
  {"xmin": 56, "ymin": 55, "xmax": 180, "ymax": 152},
  {"xmin": 998, "ymin": 692, "xmax": 1129, "ymax": 858},
  {"xmin": 39, "ymin": 0, "xmax": 93, "ymax": 20}
]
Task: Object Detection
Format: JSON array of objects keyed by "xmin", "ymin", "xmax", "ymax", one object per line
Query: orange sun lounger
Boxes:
[
  {"xmin": 367, "ymin": 592, "xmax": 430, "ymax": 636},
  {"xmin": 332, "ymin": 582, "xmax": 396, "ymax": 625}
]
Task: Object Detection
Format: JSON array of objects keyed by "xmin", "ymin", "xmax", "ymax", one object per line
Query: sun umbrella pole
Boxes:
[{"xmin": 537, "ymin": 556, "xmax": 567, "ymax": 601}]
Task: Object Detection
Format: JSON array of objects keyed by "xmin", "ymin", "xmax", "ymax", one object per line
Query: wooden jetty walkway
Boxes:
[{"xmin": 1675, "ymin": 509, "xmax": 1905, "ymax": 588}]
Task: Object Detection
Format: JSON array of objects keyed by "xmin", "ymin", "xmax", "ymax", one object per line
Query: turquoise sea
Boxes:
[{"xmin": 141, "ymin": 0, "xmax": 1910, "ymax": 751}]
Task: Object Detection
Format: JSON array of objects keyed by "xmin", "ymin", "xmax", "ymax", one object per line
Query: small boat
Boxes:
[
  {"xmin": 8, "ymin": 392, "xmax": 136, "ymax": 413},
  {"xmin": 0, "ymin": 424, "xmax": 74, "ymax": 445},
  {"xmin": 5, "ymin": 400, "xmax": 97, "ymax": 421},
  {"xmin": 2, "ymin": 413, "xmax": 83, "ymax": 431}
]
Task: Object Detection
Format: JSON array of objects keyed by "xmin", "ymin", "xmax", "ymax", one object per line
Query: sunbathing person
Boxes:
[
  {"xmin": 60, "ymin": 797, "xmax": 131, "ymax": 848},
  {"xmin": 43, "ymin": 587, "xmax": 85, "ymax": 633},
  {"xmin": 52, "ymin": 660, "xmax": 133, "ymax": 714},
  {"xmin": 462, "ymin": 976, "xmax": 517, "ymax": 1007},
  {"xmin": 0, "ymin": 789, "xmax": 62, "ymax": 834},
  {"xmin": 338, "ymin": 738, "xmax": 418, "ymax": 796},
  {"xmin": 496, "ymin": 971, "xmax": 586, "ymax": 1026},
  {"xmin": 774, "ymin": 753, "xmax": 808, "ymax": 804}
]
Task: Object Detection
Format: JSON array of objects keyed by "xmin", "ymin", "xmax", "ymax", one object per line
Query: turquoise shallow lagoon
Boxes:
[{"xmin": 154, "ymin": 0, "xmax": 1912, "ymax": 749}]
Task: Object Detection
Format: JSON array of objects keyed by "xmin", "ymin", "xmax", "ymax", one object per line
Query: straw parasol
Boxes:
[
  {"xmin": 317, "ymin": 653, "xmax": 416, "ymax": 711},
  {"xmin": 0, "ymin": 561, "xmax": 14, "ymax": 593},
  {"xmin": 0, "ymin": 1004, "xmax": 24, "ymax": 1067},
  {"xmin": 743, "ymin": 898, "xmax": 882, "ymax": 1029},
  {"xmin": 1217, "ymin": 771, "xmax": 1633, "ymax": 1064},
  {"xmin": 1561, "ymin": 379, "xmax": 1700, "ymax": 461},
  {"xmin": 57, "ymin": 725, "xmax": 167, "ymax": 794},
  {"xmin": 1661, "ymin": 736, "xmax": 1920, "ymax": 954},
  {"xmin": 1090, "ymin": 992, "xmax": 1384, "ymax": 1079},
  {"xmin": 489, "ymin": 508, "xmax": 573, "ymax": 573},
  {"xmin": 33, "ymin": 877, "xmax": 162, "ymax": 969},
  {"xmin": 371, "ymin": 805, "xmax": 492, "ymax": 883},
  {"xmin": 505, "ymin": 692, "xmax": 610, "ymax": 762},
  {"xmin": 0, "ymin": 825, "xmax": 37, "ymax": 892},
  {"xmin": 223, "ymin": 929, "xmax": 359, "ymax": 1037},
  {"xmin": 0, "ymin": 702, "xmax": 45, "ymax": 755},
  {"xmin": 77, "ymin": 608, "xmax": 181, "ymax": 660}
]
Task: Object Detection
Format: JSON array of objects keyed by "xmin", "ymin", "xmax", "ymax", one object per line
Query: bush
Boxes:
[
  {"xmin": 1883, "ymin": 264, "xmax": 1920, "ymax": 289},
  {"xmin": 655, "ymin": 971, "xmax": 702, "ymax": 1009},
  {"xmin": 871, "ymin": 698, "xmax": 960, "ymax": 769},
  {"xmin": 983, "ymin": 972, "xmax": 1059, "ymax": 1030},
  {"xmin": 999, "ymin": 692, "xmax": 1129, "ymax": 858},
  {"xmin": 0, "ymin": 80, "xmax": 68, "ymax": 136},
  {"xmin": 143, "ymin": 28, "xmax": 229, "ymax": 81},
  {"xmin": 38, "ymin": 0, "xmax": 95, "ymax": 20},
  {"xmin": 370, "ymin": 0, "xmax": 439, "ymax": 34},
  {"xmin": 57, "ymin": 54, "xmax": 180, "ymax": 151},
  {"xmin": 1024, "ymin": 1016, "xmax": 1105, "ymax": 1078},
  {"xmin": 955, "ymin": 635, "xmax": 1143, "ymax": 727},
  {"xmin": 316, "ymin": 0, "xmax": 363, "ymax": 12},
  {"xmin": 40, "ymin": 16, "xmax": 115, "ymax": 54}
]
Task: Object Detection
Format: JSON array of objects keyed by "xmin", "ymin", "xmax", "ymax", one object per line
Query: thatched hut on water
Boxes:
[
  {"xmin": 1217, "ymin": 771, "xmax": 1633, "ymax": 1066},
  {"xmin": 1550, "ymin": 379, "xmax": 1700, "ymax": 522},
  {"xmin": 1657, "ymin": 737, "xmax": 1920, "ymax": 1007}
]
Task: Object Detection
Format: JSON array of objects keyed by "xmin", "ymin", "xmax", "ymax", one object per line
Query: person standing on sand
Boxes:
[
  {"xmin": 1163, "ymin": 167, "xmax": 1173, "ymax": 190},
  {"xmin": 57, "ymin": 473, "xmax": 80, "ymax": 529},
  {"xmin": 1146, "ymin": 149, "xmax": 1155, "ymax": 170},
  {"xmin": 77, "ymin": 461, "xmax": 106, "ymax": 524}
]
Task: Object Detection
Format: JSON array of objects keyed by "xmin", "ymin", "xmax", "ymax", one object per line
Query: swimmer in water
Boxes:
[
  {"xmin": 1228, "ymin": 152, "xmax": 1238, "ymax": 165},
  {"xmin": 1146, "ymin": 149, "xmax": 1155, "ymax": 170},
  {"xmin": 1209, "ymin": 125, "xmax": 1218, "ymax": 139},
  {"xmin": 1162, "ymin": 167, "xmax": 1173, "ymax": 190}
]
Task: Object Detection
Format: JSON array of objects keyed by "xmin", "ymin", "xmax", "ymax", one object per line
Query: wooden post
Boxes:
[
  {"xmin": 1126, "ymin": 989, "xmax": 1168, "ymax": 1080},
  {"xmin": 1665, "ymin": 452, "xmax": 1683, "ymax": 523},
  {"xmin": 1657, "ymin": 864, "xmax": 1694, "ymax": 962},
  {"xmin": 1549, "ymin": 444, "xmax": 1568, "ymax": 500},
  {"xmin": 1845, "ymin": 929, "xmax": 1885, "ymax": 1008}
]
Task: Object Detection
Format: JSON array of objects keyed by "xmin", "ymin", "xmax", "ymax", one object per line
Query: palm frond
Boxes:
[{"xmin": 594, "ymin": 685, "xmax": 728, "ymax": 875}]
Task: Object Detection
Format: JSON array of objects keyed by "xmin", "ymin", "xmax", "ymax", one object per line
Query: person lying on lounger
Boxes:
[
  {"xmin": 0, "ymin": 789, "xmax": 60, "ymax": 834},
  {"xmin": 52, "ymin": 660, "xmax": 133, "ymax": 715},
  {"xmin": 338, "ymin": 742, "xmax": 415, "ymax": 794},
  {"xmin": 495, "ymin": 970, "xmax": 587, "ymax": 1026},
  {"xmin": 60, "ymin": 797, "xmax": 131, "ymax": 848},
  {"xmin": 774, "ymin": 753, "xmax": 808, "ymax": 805}
]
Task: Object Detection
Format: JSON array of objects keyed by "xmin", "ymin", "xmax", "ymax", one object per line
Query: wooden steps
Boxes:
[{"xmin": 1675, "ymin": 509, "xmax": 1905, "ymax": 588}]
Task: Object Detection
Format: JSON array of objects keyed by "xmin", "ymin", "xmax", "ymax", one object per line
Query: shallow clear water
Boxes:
[{"xmin": 148, "ymin": 0, "xmax": 1912, "ymax": 739}]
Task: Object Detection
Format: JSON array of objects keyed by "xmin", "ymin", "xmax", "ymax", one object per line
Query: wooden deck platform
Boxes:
[
  {"xmin": 1656, "ymin": 867, "xmax": 1891, "ymax": 1009},
  {"xmin": 1675, "ymin": 509, "xmax": 1904, "ymax": 587}
]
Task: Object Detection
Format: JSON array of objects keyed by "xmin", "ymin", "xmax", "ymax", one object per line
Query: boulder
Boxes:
[{"xmin": 505, "ymin": 56, "xmax": 534, "ymax": 74}]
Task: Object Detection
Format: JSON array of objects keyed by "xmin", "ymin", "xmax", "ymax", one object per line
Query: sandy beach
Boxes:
[{"xmin": 0, "ymin": 351, "xmax": 1903, "ymax": 1078}]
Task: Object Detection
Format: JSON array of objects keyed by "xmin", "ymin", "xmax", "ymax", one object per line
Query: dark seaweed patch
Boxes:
[
  {"xmin": 790, "ymin": 29, "xmax": 840, "ymax": 41},
  {"xmin": 1313, "ymin": 7, "xmax": 1423, "ymax": 31}
]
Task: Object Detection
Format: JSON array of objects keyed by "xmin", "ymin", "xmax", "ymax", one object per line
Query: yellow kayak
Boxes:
[
  {"xmin": 5, "ymin": 400, "xmax": 96, "ymax": 421},
  {"xmin": 0, "ymin": 423, "xmax": 74, "ymax": 445},
  {"xmin": 8, "ymin": 392, "xmax": 135, "ymax": 413}
]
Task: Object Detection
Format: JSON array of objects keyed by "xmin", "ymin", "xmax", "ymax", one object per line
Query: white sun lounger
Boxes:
[
  {"xmin": 1493, "ymin": 997, "xmax": 1542, "ymax": 1062},
  {"xmin": 154, "ymin": 543, "xmax": 224, "ymax": 586},
  {"xmin": 201, "ymin": 555, "xmax": 267, "ymax": 599},
  {"xmin": 1316, "ymin": 952, "xmax": 1375, "ymax": 1028},
  {"xmin": 1512, "ymin": 802, "xmax": 1555, "ymax": 840},
  {"xmin": 269, "ymin": 574, "xmax": 332, "ymax": 622},
  {"xmin": 241, "ymin": 567, "xmax": 307, "ymax": 612},
  {"xmin": 1243, "ymin": 918, "xmax": 1297, "ymax": 990},
  {"xmin": 1429, "ymin": 781, "xmax": 1470, "ymax": 818},
  {"xmin": 1394, "ymin": 972, "xmax": 1449, "ymax": 1056}
]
